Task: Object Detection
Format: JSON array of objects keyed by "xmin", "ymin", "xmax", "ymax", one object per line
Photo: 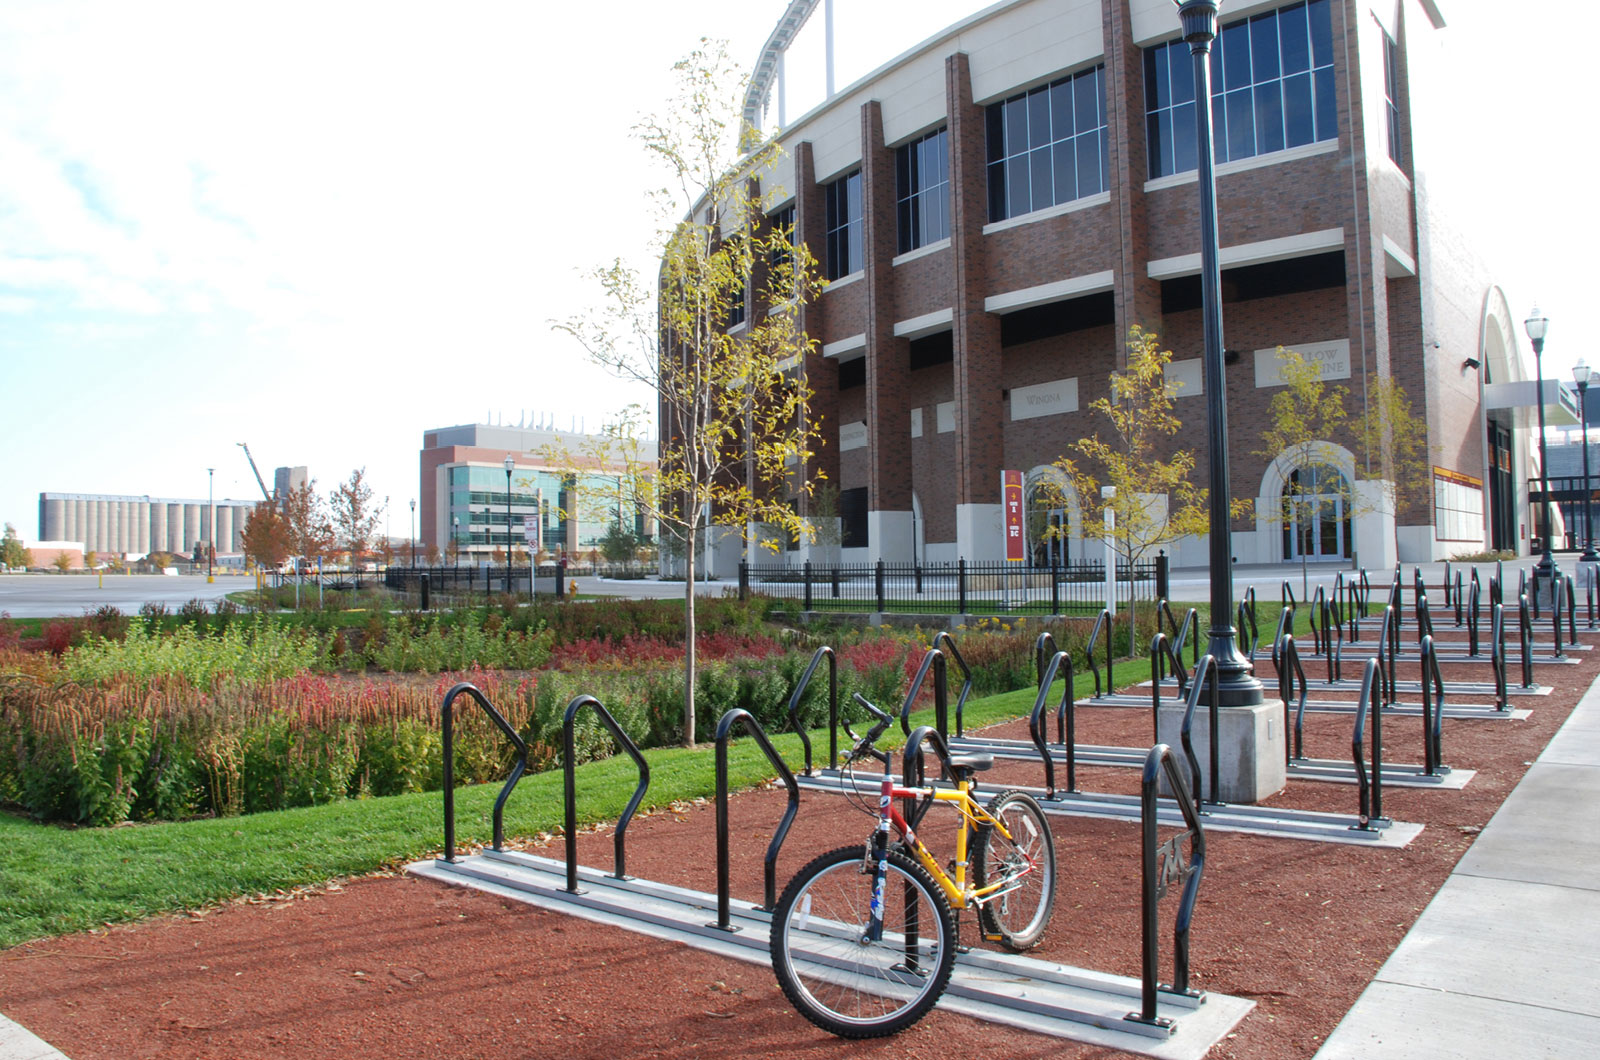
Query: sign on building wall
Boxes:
[
  {"xmin": 1164, "ymin": 358, "xmax": 1204, "ymax": 398},
  {"xmin": 1003, "ymin": 470, "xmax": 1025, "ymax": 562},
  {"xmin": 910, "ymin": 407, "xmax": 923, "ymax": 438},
  {"xmin": 1009, "ymin": 377, "xmax": 1079, "ymax": 420},
  {"xmin": 840, "ymin": 420, "xmax": 868, "ymax": 451},
  {"xmin": 1253, "ymin": 339, "xmax": 1352, "ymax": 387},
  {"xmin": 1433, "ymin": 466, "xmax": 1485, "ymax": 543}
]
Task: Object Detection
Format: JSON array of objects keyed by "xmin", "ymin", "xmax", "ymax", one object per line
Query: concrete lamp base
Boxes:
[{"xmin": 1156, "ymin": 699, "xmax": 1287, "ymax": 804}]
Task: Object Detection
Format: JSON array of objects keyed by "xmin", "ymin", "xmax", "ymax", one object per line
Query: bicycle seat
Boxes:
[{"xmin": 945, "ymin": 752, "xmax": 993, "ymax": 774}]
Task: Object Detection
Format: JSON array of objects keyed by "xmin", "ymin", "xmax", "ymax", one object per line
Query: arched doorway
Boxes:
[
  {"xmin": 1282, "ymin": 464, "xmax": 1353, "ymax": 561},
  {"xmin": 1024, "ymin": 467, "xmax": 1077, "ymax": 567}
]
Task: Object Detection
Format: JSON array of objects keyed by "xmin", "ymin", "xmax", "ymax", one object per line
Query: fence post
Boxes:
[
  {"xmin": 738, "ymin": 560, "xmax": 748, "ymax": 602},
  {"xmin": 420, "ymin": 573, "xmax": 430, "ymax": 611},
  {"xmin": 875, "ymin": 559, "xmax": 886, "ymax": 612},
  {"xmin": 803, "ymin": 560, "xmax": 813, "ymax": 612},
  {"xmin": 1156, "ymin": 550, "xmax": 1169, "ymax": 601},
  {"xmin": 556, "ymin": 560, "xmax": 566, "ymax": 600},
  {"xmin": 1050, "ymin": 561, "xmax": 1060, "ymax": 615},
  {"xmin": 958, "ymin": 558, "xmax": 967, "ymax": 613}
]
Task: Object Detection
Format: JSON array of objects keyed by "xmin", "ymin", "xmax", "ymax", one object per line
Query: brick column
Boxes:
[
  {"xmin": 947, "ymin": 53, "xmax": 1004, "ymax": 560},
  {"xmin": 861, "ymin": 101, "xmax": 914, "ymax": 561},
  {"xmin": 1106, "ymin": 0, "xmax": 1163, "ymax": 342}
]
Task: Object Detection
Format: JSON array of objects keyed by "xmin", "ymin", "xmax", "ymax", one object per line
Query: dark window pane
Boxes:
[
  {"xmin": 988, "ymin": 159, "xmax": 1007, "ymax": 221},
  {"xmin": 986, "ymin": 102, "xmax": 1004, "ymax": 163},
  {"xmin": 1213, "ymin": 94, "xmax": 1226, "ymax": 157},
  {"xmin": 1170, "ymin": 44, "xmax": 1194, "ymax": 102},
  {"xmin": 1309, "ymin": 0, "xmax": 1332, "ymax": 67},
  {"xmin": 896, "ymin": 146, "xmax": 911, "ymax": 200},
  {"xmin": 1226, "ymin": 87, "xmax": 1254, "ymax": 159},
  {"xmin": 1029, "ymin": 146, "xmax": 1052, "ymax": 209},
  {"xmin": 1222, "ymin": 22, "xmax": 1251, "ymax": 89},
  {"xmin": 847, "ymin": 217, "xmax": 861, "ymax": 274},
  {"xmin": 1173, "ymin": 102, "xmax": 1197, "ymax": 173},
  {"xmin": 1028, "ymin": 90, "xmax": 1051, "ymax": 150},
  {"xmin": 1147, "ymin": 111, "xmax": 1168, "ymax": 179},
  {"xmin": 1145, "ymin": 47, "xmax": 1165, "ymax": 111},
  {"xmin": 1209, "ymin": 45, "xmax": 1222, "ymax": 94},
  {"xmin": 1005, "ymin": 95, "xmax": 1029, "ymax": 156},
  {"xmin": 1255, "ymin": 82, "xmax": 1284, "ymax": 153},
  {"xmin": 1052, "ymin": 79, "xmax": 1075, "ymax": 139},
  {"xmin": 1314, "ymin": 66, "xmax": 1336, "ymax": 140},
  {"xmin": 1054, "ymin": 140, "xmax": 1076, "ymax": 203},
  {"xmin": 1284, "ymin": 72, "xmax": 1314, "ymax": 146},
  {"xmin": 1076, "ymin": 131, "xmax": 1098, "ymax": 197},
  {"xmin": 1074, "ymin": 71, "xmax": 1098, "ymax": 137},
  {"xmin": 1252, "ymin": 12, "xmax": 1280, "ymax": 81},
  {"xmin": 1008, "ymin": 153, "xmax": 1030, "ymax": 216},
  {"xmin": 1099, "ymin": 128, "xmax": 1109, "ymax": 190},
  {"xmin": 1280, "ymin": 3, "xmax": 1310, "ymax": 73}
]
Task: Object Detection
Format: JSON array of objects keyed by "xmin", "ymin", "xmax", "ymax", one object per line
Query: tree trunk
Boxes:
[{"xmin": 683, "ymin": 544, "xmax": 697, "ymax": 747}]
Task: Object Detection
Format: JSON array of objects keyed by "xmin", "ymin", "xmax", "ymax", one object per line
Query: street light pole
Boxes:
[
  {"xmin": 1525, "ymin": 307, "xmax": 1556, "ymax": 587},
  {"xmin": 1573, "ymin": 360, "xmax": 1596, "ymax": 562},
  {"xmin": 504, "ymin": 455, "xmax": 516, "ymax": 595},
  {"xmin": 207, "ymin": 467, "xmax": 215, "ymax": 581},
  {"xmin": 1178, "ymin": 0, "xmax": 1261, "ymax": 706},
  {"xmin": 453, "ymin": 516, "xmax": 460, "ymax": 568},
  {"xmin": 409, "ymin": 499, "xmax": 416, "ymax": 567}
]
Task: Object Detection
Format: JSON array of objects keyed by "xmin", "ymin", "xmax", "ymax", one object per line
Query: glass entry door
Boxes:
[{"xmin": 1283, "ymin": 465, "xmax": 1353, "ymax": 561}]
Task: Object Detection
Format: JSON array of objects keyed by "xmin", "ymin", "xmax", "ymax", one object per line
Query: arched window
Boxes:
[
  {"xmin": 1282, "ymin": 464, "xmax": 1353, "ymax": 561},
  {"xmin": 1025, "ymin": 471, "xmax": 1073, "ymax": 567}
]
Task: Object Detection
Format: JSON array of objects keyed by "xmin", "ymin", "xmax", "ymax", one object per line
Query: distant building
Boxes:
[
  {"xmin": 37, "ymin": 493, "xmax": 255, "ymax": 557},
  {"xmin": 274, "ymin": 466, "xmax": 309, "ymax": 501},
  {"xmin": 419, "ymin": 421, "xmax": 654, "ymax": 562}
]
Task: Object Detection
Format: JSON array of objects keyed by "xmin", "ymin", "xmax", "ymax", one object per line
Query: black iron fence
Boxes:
[{"xmin": 739, "ymin": 557, "xmax": 1161, "ymax": 615}]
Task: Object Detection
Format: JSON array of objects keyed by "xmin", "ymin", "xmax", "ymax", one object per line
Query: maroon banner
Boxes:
[{"xmin": 1003, "ymin": 470, "xmax": 1025, "ymax": 562}]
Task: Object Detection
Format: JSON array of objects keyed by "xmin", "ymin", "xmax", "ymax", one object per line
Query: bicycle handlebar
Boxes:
[{"xmin": 842, "ymin": 692, "xmax": 893, "ymax": 763}]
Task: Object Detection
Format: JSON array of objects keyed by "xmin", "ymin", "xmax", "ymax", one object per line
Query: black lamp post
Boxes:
[
  {"xmin": 1525, "ymin": 306, "xmax": 1556, "ymax": 581},
  {"xmin": 453, "ymin": 516, "xmax": 460, "ymax": 567},
  {"xmin": 1178, "ymin": 0, "xmax": 1262, "ymax": 706},
  {"xmin": 1574, "ymin": 359, "xmax": 1596, "ymax": 562},
  {"xmin": 409, "ymin": 499, "xmax": 416, "ymax": 567},
  {"xmin": 504, "ymin": 455, "xmax": 516, "ymax": 594},
  {"xmin": 207, "ymin": 467, "xmax": 215, "ymax": 580}
]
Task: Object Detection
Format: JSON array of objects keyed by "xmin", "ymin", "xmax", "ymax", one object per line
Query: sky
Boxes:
[{"xmin": 0, "ymin": 0, "xmax": 1594, "ymax": 543}]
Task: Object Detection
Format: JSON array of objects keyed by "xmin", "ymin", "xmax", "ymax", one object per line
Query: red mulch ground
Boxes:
[{"xmin": 1, "ymin": 637, "xmax": 1589, "ymax": 1060}]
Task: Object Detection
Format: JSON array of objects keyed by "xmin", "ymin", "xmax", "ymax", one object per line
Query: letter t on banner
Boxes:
[{"xmin": 1003, "ymin": 471, "xmax": 1025, "ymax": 562}]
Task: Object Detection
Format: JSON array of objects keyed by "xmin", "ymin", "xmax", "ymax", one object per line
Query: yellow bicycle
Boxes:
[{"xmin": 769, "ymin": 693, "xmax": 1056, "ymax": 1037}]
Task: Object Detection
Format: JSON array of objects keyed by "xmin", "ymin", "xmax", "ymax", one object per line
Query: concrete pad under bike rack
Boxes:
[
  {"xmin": 409, "ymin": 849, "xmax": 1254, "ymax": 1059},
  {"xmin": 797, "ymin": 773, "xmax": 1423, "ymax": 848}
]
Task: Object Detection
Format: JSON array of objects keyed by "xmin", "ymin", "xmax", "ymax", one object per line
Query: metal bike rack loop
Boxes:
[
  {"xmin": 785, "ymin": 645, "xmax": 836, "ymax": 774},
  {"xmin": 933, "ymin": 630, "xmax": 975, "ymax": 736},
  {"xmin": 439, "ymin": 681, "xmax": 529, "ymax": 864},
  {"xmin": 1127, "ymin": 743, "xmax": 1207, "ymax": 1030},
  {"xmin": 712, "ymin": 707, "xmax": 800, "ymax": 929},
  {"xmin": 562, "ymin": 694, "xmax": 651, "ymax": 892}
]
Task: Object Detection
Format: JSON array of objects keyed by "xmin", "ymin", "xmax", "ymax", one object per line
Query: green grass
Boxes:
[{"xmin": 0, "ymin": 665, "xmax": 1107, "ymax": 950}]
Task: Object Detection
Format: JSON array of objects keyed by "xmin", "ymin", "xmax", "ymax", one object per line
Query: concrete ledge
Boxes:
[{"xmin": 1157, "ymin": 700, "xmax": 1287, "ymax": 803}]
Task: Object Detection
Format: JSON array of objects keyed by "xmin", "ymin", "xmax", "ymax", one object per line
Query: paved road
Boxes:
[{"xmin": 0, "ymin": 573, "xmax": 248, "ymax": 619}]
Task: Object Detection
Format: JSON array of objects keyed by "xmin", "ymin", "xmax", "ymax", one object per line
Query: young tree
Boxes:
[
  {"xmin": 553, "ymin": 41, "xmax": 825, "ymax": 746},
  {"xmin": 241, "ymin": 499, "xmax": 293, "ymax": 569},
  {"xmin": 444, "ymin": 536, "xmax": 460, "ymax": 565},
  {"xmin": 1048, "ymin": 327, "xmax": 1216, "ymax": 636},
  {"xmin": 52, "ymin": 551, "xmax": 73, "ymax": 572},
  {"xmin": 600, "ymin": 520, "xmax": 640, "ymax": 563},
  {"xmin": 1255, "ymin": 348, "xmax": 1351, "ymax": 597},
  {"xmin": 151, "ymin": 552, "xmax": 172, "ymax": 572},
  {"xmin": 424, "ymin": 542, "xmax": 441, "ymax": 565},
  {"xmin": 84, "ymin": 550, "xmax": 97, "ymax": 570},
  {"xmin": 1, "ymin": 523, "xmax": 29, "ymax": 569},
  {"xmin": 330, "ymin": 468, "xmax": 382, "ymax": 567},
  {"xmin": 283, "ymin": 480, "xmax": 335, "ymax": 570},
  {"xmin": 806, "ymin": 482, "xmax": 844, "ymax": 565}
]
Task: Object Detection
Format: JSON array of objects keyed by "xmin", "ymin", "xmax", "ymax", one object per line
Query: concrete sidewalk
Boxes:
[
  {"xmin": 0, "ymin": 1013, "xmax": 67, "ymax": 1060},
  {"xmin": 1315, "ymin": 669, "xmax": 1600, "ymax": 1058}
]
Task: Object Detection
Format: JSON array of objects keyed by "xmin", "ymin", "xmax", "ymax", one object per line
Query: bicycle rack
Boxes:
[
  {"xmin": 1281, "ymin": 579, "xmax": 1296, "ymax": 613},
  {"xmin": 1275, "ymin": 633, "xmax": 1309, "ymax": 762},
  {"xmin": 1552, "ymin": 574, "xmax": 1568, "ymax": 659},
  {"xmin": 1491, "ymin": 601, "xmax": 1509, "ymax": 710},
  {"xmin": 1310, "ymin": 585, "xmax": 1327, "ymax": 656},
  {"xmin": 1519, "ymin": 593, "xmax": 1535, "ymax": 689},
  {"xmin": 712, "ymin": 707, "xmax": 800, "ymax": 930},
  {"xmin": 1034, "ymin": 630, "xmax": 1079, "ymax": 744},
  {"xmin": 1453, "ymin": 568, "xmax": 1466, "ymax": 627},
  {"xmin": 1375, "ymin": 604, "xmax": 1398, "ymax": 707},
  {"xmin": 1127, "ymin": 743, "xmax": 1206, "ymax": 1031},
  {"xmin": 1351, "ymin": 658, "xmax": 1389, "ymax": 832},
  {"xmin": 1418, "ymin": 636, "xmax": 1448, "ymax": 777},
  {"xmin": 1032, "ymin": 648, "xmax": 1078, "ymax": 798},
  {"xmin": 899, "ymin": 648, "xmax": 950, "ymax": 737},
  {"xmin": 1466, "ymin": 575, "xmax": 1482, "ymax": 656},
  {"xmin": 1179, "ymin": 654, "xmax": 1221, "ymax": 806},
  {"xmin": 563, "ymin": 694, "xmax": 651, "ymax": 892},
  {"xmin": 439, "ymin": 682, "xmax": 530, "ymax": 863},
  {"xmin": 1086, "ymin": 609, "xmax": 1114, "ymax": 697},
  {"xmin": 1442, "ymin": 561, "xmax": 1452, "ymax": 608},
  {"xmin": 1149, "ymin": 632, "xmax": 1190, "ymax": 741},
  {"xmin": 1269, "ymin": 602, "xmax": 1295, "ymax": 674},
  {"xmin": 1236, "ymin": 596, "xmax": 1259, "ymax": 663},
  {"xmin": 933, "ymin": 630, "xmax": 975, "ymax": 736},
  {"xmin": 785, "ymin": 645, "xmax": 836, "ymax": 774},
  {"xmin": 902, "ymin": 723, "xmax": 954, "ymax": 793}
]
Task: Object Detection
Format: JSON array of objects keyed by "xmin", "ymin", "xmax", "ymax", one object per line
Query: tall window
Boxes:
[
  {"xmin": 724, "ymin": 236, "xmax": 745, "ymax": 328},
  {"xmin": 896, "ymin": 127, "xmax": 949, "ymax": 253},
  {"xmin": 1145, "ymin": 0, "xmax": 1336, "ymax": 179},
  {"xmin": 986, "ymin": 65, "xmax": 1108, "ymax": 223},
  {"xmin": 767, "ymin": 204, "xmax": 796, "ymax": 275},
  {"xmin": 824, "ymin": 170, "xmax": 862, "ymax": 280},
  {"xmin": 1382, "ymin": 27, "xmax": 1402, "ymax": 165}
]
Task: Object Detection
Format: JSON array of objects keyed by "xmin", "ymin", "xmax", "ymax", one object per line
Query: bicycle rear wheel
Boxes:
[
  {"xmin": 769, "ymin": 845, "xmax": 956, "ymax": 1038},
  {"xmin": 973, "ymin": 789, "xmax": 1056, "ymax": 951}
]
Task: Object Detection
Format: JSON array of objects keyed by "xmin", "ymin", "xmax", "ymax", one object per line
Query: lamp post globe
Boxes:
[
  {"xmin": 1574, "ymin": 359, "xmax": 1597, "ymax": 563},
  {"xmin": 1525, "ymin": 307, "xmax": 1556, "ymax": 584}
]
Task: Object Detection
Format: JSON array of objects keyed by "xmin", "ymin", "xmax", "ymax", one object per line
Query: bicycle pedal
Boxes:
[{"xmin": 983, "ymin": 933, "xmax": 1003, "ymax": 942}]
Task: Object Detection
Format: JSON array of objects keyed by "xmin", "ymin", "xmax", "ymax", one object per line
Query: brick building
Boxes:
[{"xmin": 692, "ymin": 0, "xmax": 1547, "ymax": 573}]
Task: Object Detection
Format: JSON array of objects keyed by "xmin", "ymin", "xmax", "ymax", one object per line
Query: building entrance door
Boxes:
[
  {"xmin": 1488, "ymin": 418, "xmax": 1515, "ymax": 552},
  {"xmin": 1282, "ymin": 465, "xmax": 1353, "ymax": 561}
]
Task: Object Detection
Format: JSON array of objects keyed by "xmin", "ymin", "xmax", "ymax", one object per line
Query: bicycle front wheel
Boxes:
[
  {"xmin": 769, "ymin": 845, "xmax": 956, "ymax": 1038},
  {"xmin": 973, "ymin": 789, "xmax": 1056, "ymax": 951}
]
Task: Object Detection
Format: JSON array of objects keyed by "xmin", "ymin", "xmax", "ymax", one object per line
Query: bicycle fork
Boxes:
[{"xmin": 864, "ymin": 777, "xmax": 929, "ymax": 976}]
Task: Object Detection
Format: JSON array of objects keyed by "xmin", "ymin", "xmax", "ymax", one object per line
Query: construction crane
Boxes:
[{"xmin": 237, "ymin": 443, "xmax": 273, "ymax": 503}]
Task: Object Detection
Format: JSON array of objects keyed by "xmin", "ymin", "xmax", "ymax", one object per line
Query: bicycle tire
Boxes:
[
  {"xmin": 769, "ymin": 845, "xmax": 956, "ymax": 1038},
  {"xmin": 972, "ymin": 789, "xmax": 1056, "ymax": 951}
]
